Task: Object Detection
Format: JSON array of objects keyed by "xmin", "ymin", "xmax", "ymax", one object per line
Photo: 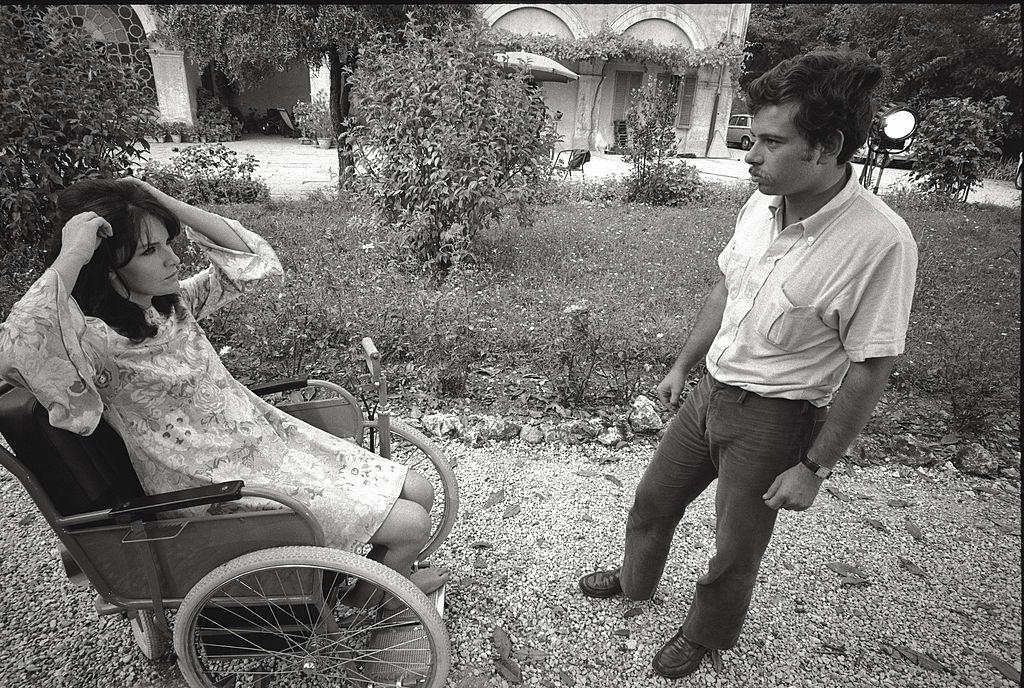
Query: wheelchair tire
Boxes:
[
  {"xmin": 373, "ymin": 420, "xmax": 459, "ymax": 563},
  {"xmin": 130, "ymin": 610, "xmax": 172, "ymax": 661},
  {"xmin": 174, "ymin": 545, "xmax": 449, "ymax": 688}
]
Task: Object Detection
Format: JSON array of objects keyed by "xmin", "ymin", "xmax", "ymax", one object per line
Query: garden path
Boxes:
[{"xmin": 138, "ymin": 135, "xmax": 1022, "ymax": 208}]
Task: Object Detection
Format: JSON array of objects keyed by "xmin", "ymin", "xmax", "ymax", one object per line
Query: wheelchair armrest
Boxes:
[
  {"xmin": 109, "ymin": 480, "xmax": 244, "ymax": 521},
  {"xmin": 58, "ymin": 480, "xmax": 246, "ymax": 528},
  {"xmin": 249, "ymin": 378, "xmax": 310, "ymax": 396}
]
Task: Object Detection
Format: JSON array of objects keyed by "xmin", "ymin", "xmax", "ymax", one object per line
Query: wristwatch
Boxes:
[{"xmin": 800, "ymin": 456, "xmax": 833, "ymax": 479}]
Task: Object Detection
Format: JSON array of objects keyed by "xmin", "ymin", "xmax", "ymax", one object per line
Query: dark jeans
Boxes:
[{"xmin": 620, "ymin": 373, "xmax": 827, "ymax": 650}]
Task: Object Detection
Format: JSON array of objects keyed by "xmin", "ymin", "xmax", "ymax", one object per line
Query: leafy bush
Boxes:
[
  {"xmin": 141, "ymin": 144, "xmax": 270, "ymax": 204},
  {"xmin": 622, "ymin": 79, "xmax": 706, "ymax": 206},
  {"xmin": 293, "ymin": 90, "xmax": 334, "ymax": 140},
  {"xmin": 348, "ymin": 19, "xmax": 558, "ymax": 271},
  {"xmin": 910, "ymin": 96, "xmax": 1010, "ymax": 200},
  {"xmin": 0, "ymin": 5, "xmax": 151, "ymax": 252},
  {"xmin": 977, "ymin": 156, "xmax": 1020, "ymax": 182},
  {"xmin": 624, "ymin": 160, "xmax": 706, "ymax": 207},
  {"xmin": 195, "ymin": 88, "xmax": 242, "ymax": 142}
]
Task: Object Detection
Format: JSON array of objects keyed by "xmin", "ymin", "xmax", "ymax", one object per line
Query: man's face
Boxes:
[{"xmin": 744, "ymin": 102, "xmax": 826, "ymax": 198}]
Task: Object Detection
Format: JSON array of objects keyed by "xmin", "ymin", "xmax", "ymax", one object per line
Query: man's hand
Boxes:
[
  {"xmin": 762, "ymin": 463, "xmax": 823, "ymax": 511},
  {"xmin": 656, "ymin": 365, "xmax": 690, "ymax": 411}
]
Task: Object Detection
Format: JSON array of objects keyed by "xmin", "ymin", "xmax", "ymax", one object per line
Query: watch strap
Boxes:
[{"xmin": 801, "ymin": 456, "xmax": 832, "ymax": 479}]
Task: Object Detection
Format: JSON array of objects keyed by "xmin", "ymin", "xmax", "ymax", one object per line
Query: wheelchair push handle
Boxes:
[{"xmin": 361, "ymin": 337, "xmax": 380, "ymax": 381}]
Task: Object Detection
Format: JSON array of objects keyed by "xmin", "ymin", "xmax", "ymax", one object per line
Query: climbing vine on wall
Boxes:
[{"xmin": 485, "ymin": 26, "xmax": 747, "ymax": 72}]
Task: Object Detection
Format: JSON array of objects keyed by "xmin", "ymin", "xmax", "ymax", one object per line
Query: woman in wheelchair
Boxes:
[{"xmin": 0, "ymin": 177, "xmax": 449, "ymax": 602}]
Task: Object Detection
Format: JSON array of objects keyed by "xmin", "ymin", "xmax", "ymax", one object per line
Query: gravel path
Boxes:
[{"xmin": 1, "ymin": 437, "xmax": 1020, "ymax": 687}]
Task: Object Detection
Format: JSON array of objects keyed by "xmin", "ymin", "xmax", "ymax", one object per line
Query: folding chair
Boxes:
[{"xmin": 552, "ymin": 148, "xmax": 591, "ymax": 180}]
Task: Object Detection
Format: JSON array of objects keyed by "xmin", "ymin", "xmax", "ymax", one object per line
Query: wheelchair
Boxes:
[{"xmin": 0, "ymin": 338, "xmax": 458, "ymax": 688}]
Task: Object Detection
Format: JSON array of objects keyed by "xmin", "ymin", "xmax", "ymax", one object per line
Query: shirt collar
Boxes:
[{"xmin": 767, "ymin": 164, "xmax": 861, "ymax": 239}]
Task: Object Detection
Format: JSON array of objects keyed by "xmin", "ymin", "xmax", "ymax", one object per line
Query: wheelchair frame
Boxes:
[{"xmin": 0, "ymin": 337, "xmax": 455, "ymax": 688}]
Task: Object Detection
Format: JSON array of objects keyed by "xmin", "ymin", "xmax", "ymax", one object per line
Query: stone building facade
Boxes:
[
  {"xmin": 480, "ymin": 4, "xmax": 751, "ymax": 157},
  {"xmin": 60, "ymin": 4, "xmax": 749, "ymax": 158}
]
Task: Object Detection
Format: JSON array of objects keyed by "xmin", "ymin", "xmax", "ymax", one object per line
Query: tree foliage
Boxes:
[
  {"xmin": 742, "ymin": 3, "xmax": 1022, "ymax": 156},
  {"xmin": 485, "ymin": 25, "xmax": 746, "ymax": 72},
  {"xmin": 910, "ymin": 97, "xmax": 1010, "ymax": 199},
  {"xmin": 152, "ymin": 4, "xmax": 475, "ymax": 187},
  {"xmin": 348, "ymin": 20, "xmax": 557, "ymax": 271},
  {"xmin": 0, "ymin": 6, "xmax": 151, "ymax": 252},
  {"xmin": 620, "ymin": 80, "xmax": 705, "ymax": 207}
]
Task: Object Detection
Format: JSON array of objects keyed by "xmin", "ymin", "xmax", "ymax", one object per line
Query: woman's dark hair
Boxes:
[
  {"xmin": 46, "ymin": 178, "xmax": 182, "ymax": 342},
  {"xmin": 746, "ymin": 49, "xmax": 883, "ymax": 164}
]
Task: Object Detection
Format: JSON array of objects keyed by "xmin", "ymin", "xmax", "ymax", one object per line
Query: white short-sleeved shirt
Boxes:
[{"xmin": 705, "ymin": 165, "xmax": 918, "ymax": 406}]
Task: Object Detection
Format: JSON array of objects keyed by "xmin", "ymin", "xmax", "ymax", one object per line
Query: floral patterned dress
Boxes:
[{"xmin": 0, "ymin": 218, "xmax": 407, "ymax": 550}]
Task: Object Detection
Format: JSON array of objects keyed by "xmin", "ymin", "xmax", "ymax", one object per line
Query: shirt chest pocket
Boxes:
[{"xmin": 755, "ymin": 289, "xmax": 823, "ymax": 352}]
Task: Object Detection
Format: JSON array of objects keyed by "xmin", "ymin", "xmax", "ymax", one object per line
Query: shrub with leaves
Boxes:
[
  {"xmin": 141, "ymin": 144, "xmax": 270, "ymax": 204},
  {"xmin": 348, "ymin": 19, "xmax": 558, "ymax": 271},
  {"xmin": 195, "ymin": 88, "xmax": 242, "ymax": 143},
  {"xmin": 0, "ymin": 5, "xmax": 151, "ymax": 252},
  {"xmin": 622, "ymin": 79, "xmax": 705, "ymax": 206},
  {"xmin": 293, "ymin": 90, "xmax": 334, "ymax": 140},
  {"xmin": 910, "ymin": 96, "xmax": 1010, "ymax": 200}
]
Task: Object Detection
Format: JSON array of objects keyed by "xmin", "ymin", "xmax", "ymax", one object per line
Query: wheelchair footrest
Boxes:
[{"xmin": 427, "ymin": 583, "xmax": 445, "ymax": 617}]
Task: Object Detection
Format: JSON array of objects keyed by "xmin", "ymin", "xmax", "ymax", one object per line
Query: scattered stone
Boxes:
[
  {"xmin": 999, "ymin": 466, "xmax": 1020, "ymax": 480},
  {"xmin": 597, "ymin": 425, "xmax": 626, "ymax": 447},
  {"xmin": 626, "ymin": 395, "xmax": 663, "ymax": 433},
  {"xmin": 422, "ymin": 413, "xmax": 463, "ymax": 438},
  {"xmin": 952, "ymin": 443, "xmax": 1000, "ymax": 478},
  {"xmin": 474, "ymin": 415, "xmax": 523, "ymax": 441},
  {"xmin": 543, "ymin": 428, "xmax": 572, "ymax": 444},
  {"xmin": 564, "ymin": 419, "xmax": 601, "ymax": 440},
  {"xmin": 519, "ymin": 425, "xmax": 545, "ymax": 445}
]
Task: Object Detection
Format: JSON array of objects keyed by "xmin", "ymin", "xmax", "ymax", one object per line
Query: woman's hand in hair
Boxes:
[
  {"xmin": 118, "ymin": 174, "xmax": 155, "ymax": 194},
  {"xmin": 59, "ymin": 212, "xmax": 114, "ymax": 266}
]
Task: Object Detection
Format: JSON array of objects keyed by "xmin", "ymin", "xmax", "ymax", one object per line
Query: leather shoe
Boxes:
[
  {"xmin": 578, "ymin": 567, "xmax": 622, "ymax": 598},
  {"xmin": 652, "ymin": 629, "xmax": 711, "ymax": 679}
]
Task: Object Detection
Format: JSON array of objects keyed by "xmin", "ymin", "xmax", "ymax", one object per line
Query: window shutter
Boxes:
[
  {"xmin": 676, "ymin": 72, "xmax": 697, "ymax": 127},
  {"xmin": 613, "ymin": 70, "xmax": 643, "ymax": 120}
]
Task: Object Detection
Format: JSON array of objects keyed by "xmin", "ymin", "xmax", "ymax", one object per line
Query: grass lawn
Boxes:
[{"xmin": 1, "ymin": 192, "xmax": 1019, "ymax": 457}]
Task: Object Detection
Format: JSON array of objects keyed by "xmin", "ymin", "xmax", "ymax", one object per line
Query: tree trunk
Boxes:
[{"xmin": 328, "ymin": 44, "xmax": 356, "ymax": 190}]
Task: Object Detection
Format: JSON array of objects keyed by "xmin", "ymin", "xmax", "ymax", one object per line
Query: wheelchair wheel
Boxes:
[
  {"xmin": 130, "ymin": 609, "xmax": 172, "ymax": 661},
  {"xmin": 174, "ymin": 546, "xmax": 449, "ymax": 688},
  {"xmin": 369, "ymin": 419, "xmax": 459, "ymax": 562}
]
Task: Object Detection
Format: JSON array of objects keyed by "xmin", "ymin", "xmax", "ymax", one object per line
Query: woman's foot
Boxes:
[{"xmin": 409, "ymin": 566, "xmax": 449, "ymax": 596}]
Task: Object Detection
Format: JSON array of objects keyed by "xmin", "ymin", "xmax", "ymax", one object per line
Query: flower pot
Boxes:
[
  {"xmin": 169, "ymin": 134, "xmax": 182, "ymax": 144},
  {"xmin": 316, "ymin": 138, "xmax": 333, "ymax": 149}
]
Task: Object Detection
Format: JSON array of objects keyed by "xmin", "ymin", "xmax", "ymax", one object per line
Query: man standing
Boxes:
[{"xmin": 578, "ymin": 50, "xmax": 918, "ymax": 678}]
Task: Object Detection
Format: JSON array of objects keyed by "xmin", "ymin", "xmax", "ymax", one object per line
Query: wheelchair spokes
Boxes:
[{"xmin": 175, "ymin": 548, "xmax": 447, "ymax": 688}]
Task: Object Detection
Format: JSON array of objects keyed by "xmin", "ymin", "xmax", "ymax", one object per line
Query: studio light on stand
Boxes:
[{"xmin": 859, "ymin": 103, "xmax": 918, "ymax": 194}]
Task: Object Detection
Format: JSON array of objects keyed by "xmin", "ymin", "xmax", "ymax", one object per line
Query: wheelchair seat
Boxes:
[{"xmin": 0, "ymin": 386, "xmax": 144, "ymax": 519}]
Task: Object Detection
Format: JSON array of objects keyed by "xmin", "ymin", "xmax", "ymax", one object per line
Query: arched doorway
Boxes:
[{"xmin": 48, "ymin": 4, "xmax": 156, "ymax": 103}]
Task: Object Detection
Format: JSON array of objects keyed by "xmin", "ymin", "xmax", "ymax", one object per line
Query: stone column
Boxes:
[
  {"xmin": 573, "ymin": 60, "xmax": 605, "ymax": 151},
  {"xmin": 309, "ymin": 62, "xmax": 330, "ymax": 100},
  {"xmin": 147, "ymin": 48, "xmax": 197, "ymax": 124},
  {"xmin": 705, "ymin": 64, "xmax": 733, "ymax": 158}
]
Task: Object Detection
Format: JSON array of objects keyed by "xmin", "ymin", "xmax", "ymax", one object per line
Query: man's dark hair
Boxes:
[
  {"xmin": 46, "ymin": 178, "xmax": 182, "ymax": 342},
  {"xmin": 747, "ymin": 50, "xmax": 883, "ymax": 164}
]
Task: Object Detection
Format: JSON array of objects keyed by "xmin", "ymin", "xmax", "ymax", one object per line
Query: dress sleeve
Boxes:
[
  {"xmin": 177, "ymin": 218, "xmax": 284, "ymax": 321},
  {"xmin": 0, "ymin": 269, "xmax": 107, "ymax": 435}
]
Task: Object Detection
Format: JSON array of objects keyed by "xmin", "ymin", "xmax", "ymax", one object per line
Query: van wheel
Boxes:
[{"xmin": 741, "ymin": 137, "xmax": 752, "ymax": 150}]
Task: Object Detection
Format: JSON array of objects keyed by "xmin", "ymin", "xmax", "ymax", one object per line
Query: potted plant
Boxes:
[
  {"xmin": 293, "ymin": 91, "xmax": 334, "ymax": 149},
  {"xmin": 145, "ymin": 120, "xmax": 166, "ymax": 144},
  {"xmin": 166, "ymin": 121, "xmax": 184, "ymax": 144}
]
